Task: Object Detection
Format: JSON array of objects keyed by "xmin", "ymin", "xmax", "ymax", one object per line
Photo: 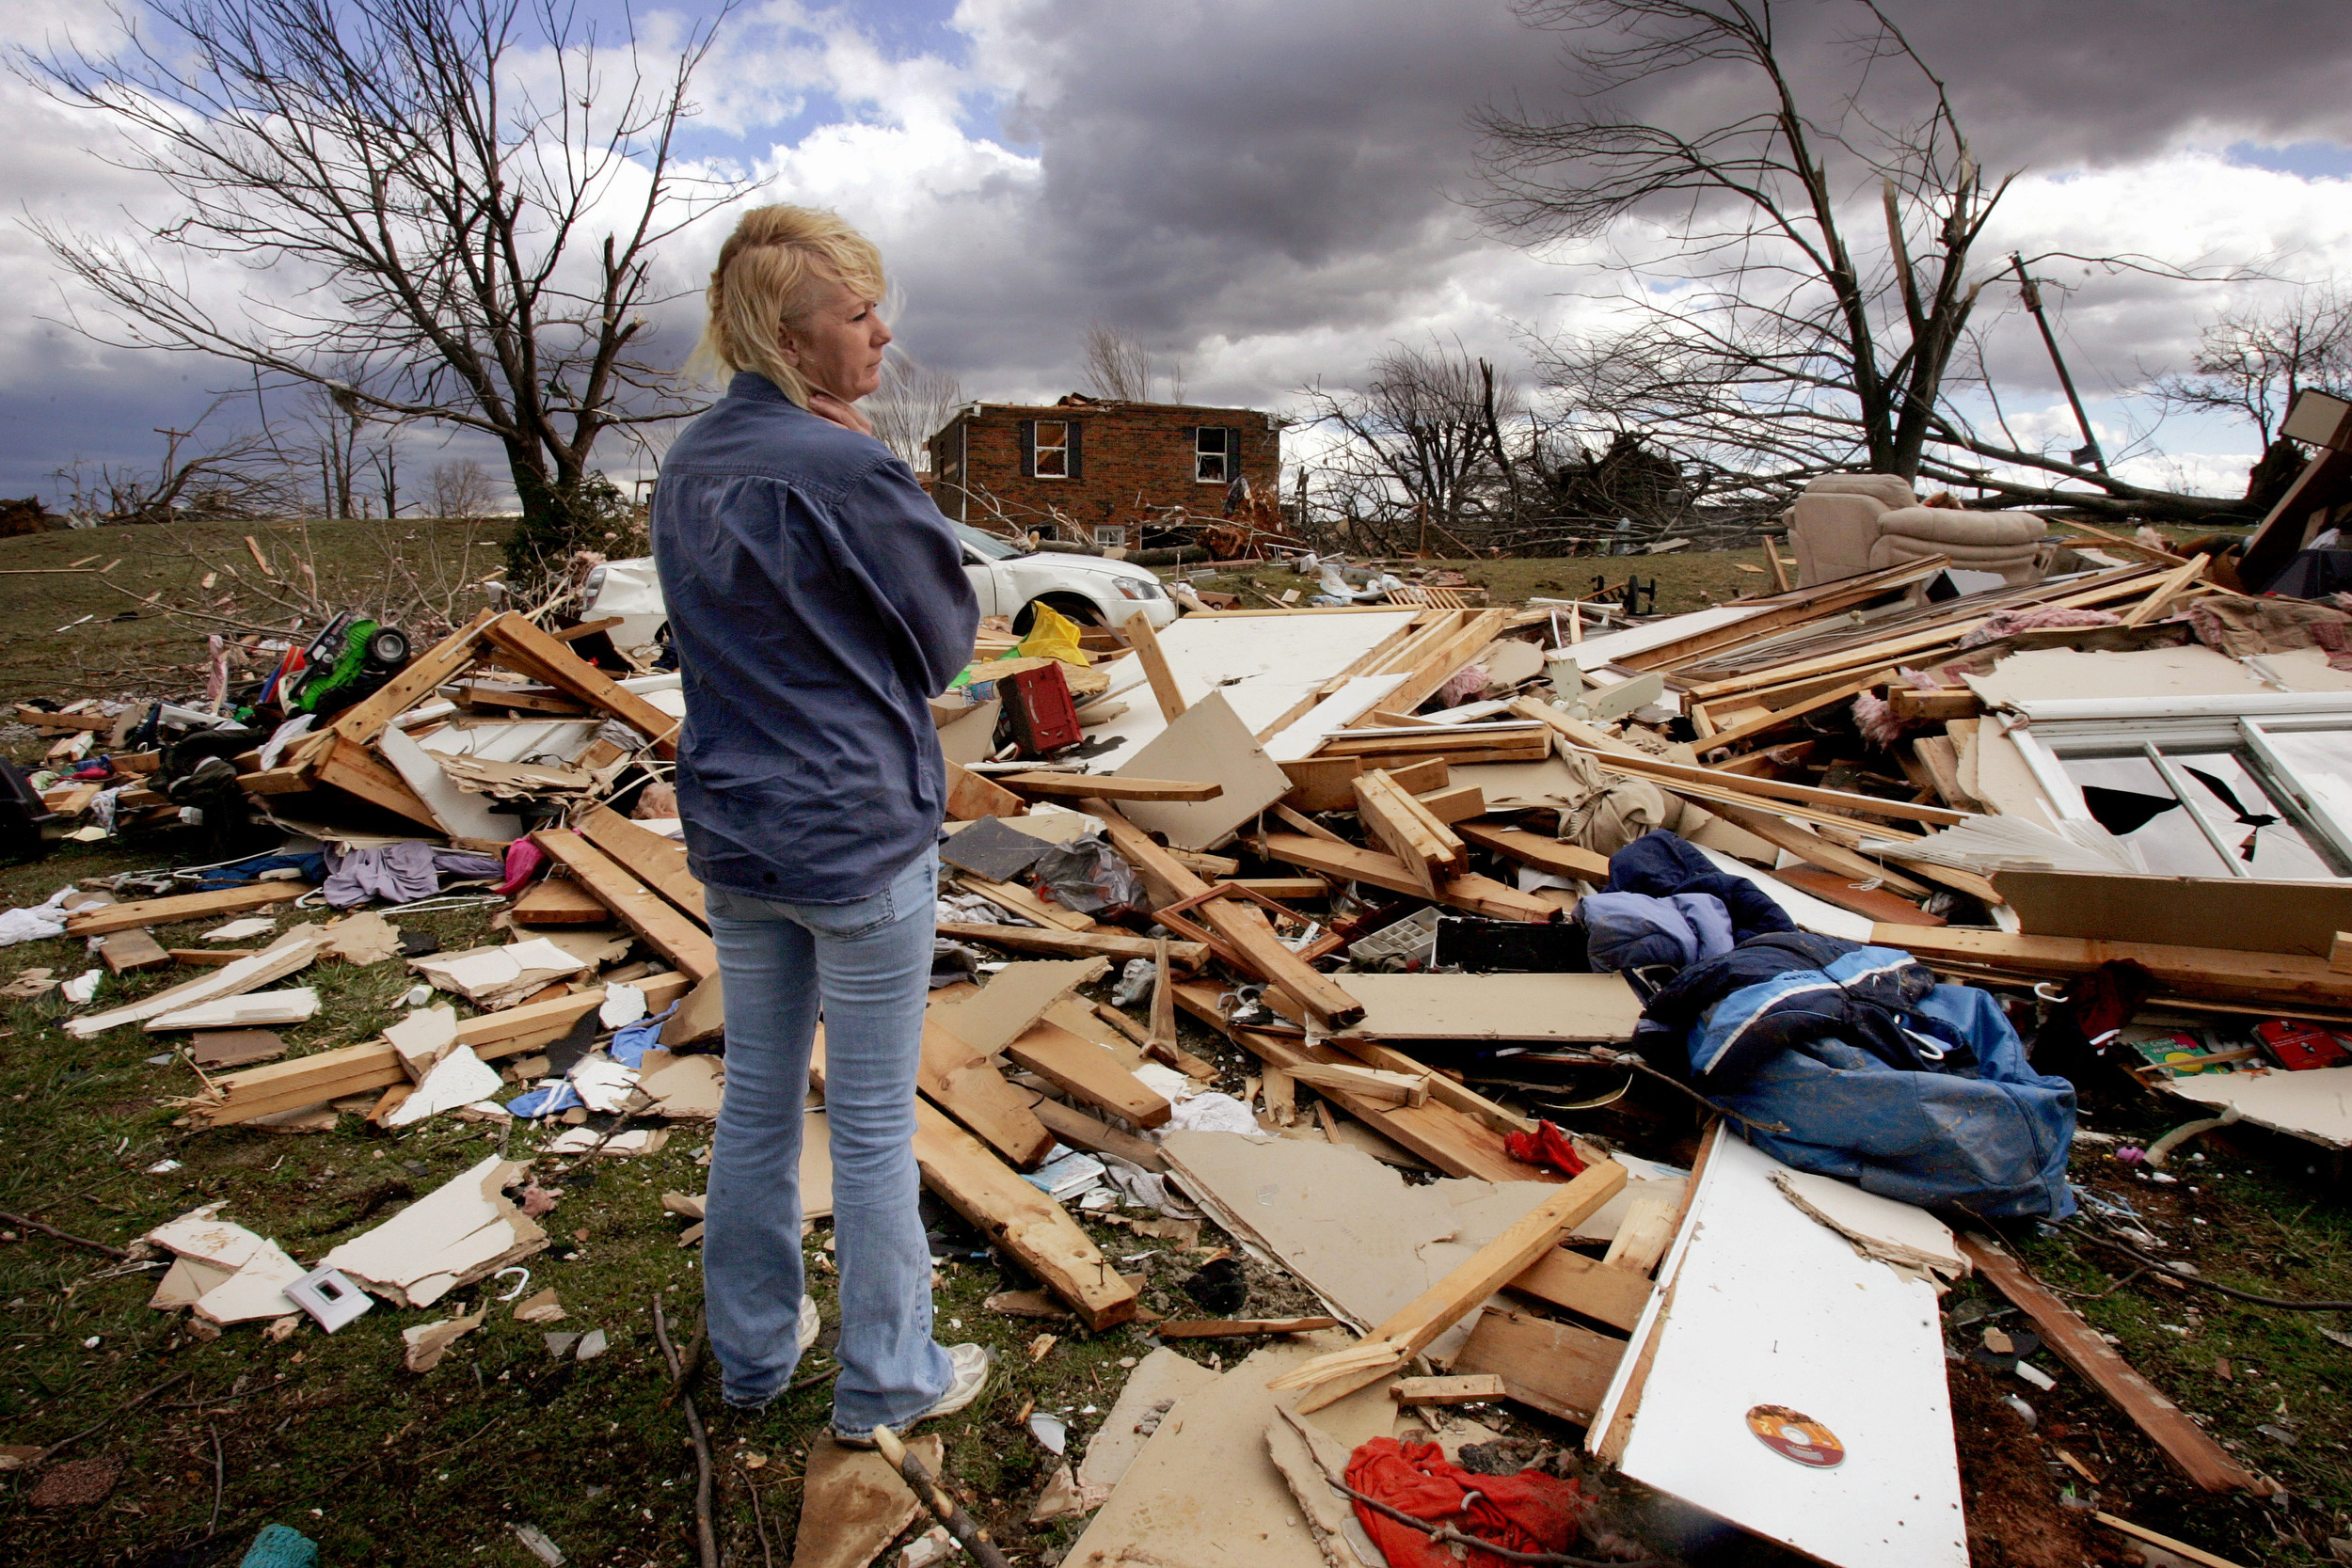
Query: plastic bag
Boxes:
[
  {"xmin": 1030, "ymin": 832, "xmax": 1148, "ymax": 920},
  {"xmin": 1014, "ymin": 602, "xmax": 1090, "ymax": 668}
]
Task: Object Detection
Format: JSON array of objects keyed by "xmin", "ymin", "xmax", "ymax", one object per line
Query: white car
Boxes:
[{"xmin": 581, "ymin": 523, "xmax": 1178, "ymax": 653}]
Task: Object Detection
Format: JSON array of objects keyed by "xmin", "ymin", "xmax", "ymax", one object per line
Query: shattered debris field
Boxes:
[{"xmin": 2, "ymin": 522, "xmax": 2352, "ymax": 1568}]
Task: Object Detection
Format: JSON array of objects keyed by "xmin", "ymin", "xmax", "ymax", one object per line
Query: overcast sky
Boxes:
[{"xmin": 3, "ymin": 0, "xmax": 2350, "ymax": 509}]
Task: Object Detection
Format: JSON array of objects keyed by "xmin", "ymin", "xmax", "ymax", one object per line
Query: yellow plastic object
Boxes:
[{"xmin": 1013, "ymin": 602, "xmax": 1089, "ymax": 668}]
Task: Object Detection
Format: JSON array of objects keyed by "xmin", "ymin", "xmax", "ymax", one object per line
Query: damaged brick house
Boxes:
[{"xmin": 925, "ymin": 394, "xmax": 1279, "ymax": 550}]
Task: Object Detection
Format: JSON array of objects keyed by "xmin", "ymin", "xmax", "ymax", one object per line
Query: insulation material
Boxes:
[
  {"xmin": 1592, "ymin": 1129, "xmax": 1965, "ymax": 1568},
  {"xmin": 317, "ymin": 1156, "xmax": 548, "ymax": 1307}
]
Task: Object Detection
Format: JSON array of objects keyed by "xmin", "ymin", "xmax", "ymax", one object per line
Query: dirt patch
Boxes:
[
  {"xmin": 27, "ymin": 1454, "xmax": 122, "ymax": 1508},
  {"xmin": 1949, "ymin": 1362, "xmax": 2121, "ymax": 1567}
]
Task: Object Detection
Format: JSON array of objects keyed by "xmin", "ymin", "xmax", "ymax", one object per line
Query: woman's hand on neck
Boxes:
[{"xmin": 804, "ymin": 385, "xmax": 876, "ymax": 436}]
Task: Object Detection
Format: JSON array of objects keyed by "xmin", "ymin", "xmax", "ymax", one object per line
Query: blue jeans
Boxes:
[{"xmin": 701, "ymin": 846, "xmax": 954, "ymax": 1425}]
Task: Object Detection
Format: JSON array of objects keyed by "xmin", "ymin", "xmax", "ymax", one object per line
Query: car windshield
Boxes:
[{"xmin": 954, "ymin": 523, "xmax": 1029, "ymax": 561}]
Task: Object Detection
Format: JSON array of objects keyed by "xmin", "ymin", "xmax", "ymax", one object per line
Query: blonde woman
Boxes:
[{"xmin": 655, "ymin": 205, "xmax": 990, "ymax": 1439}]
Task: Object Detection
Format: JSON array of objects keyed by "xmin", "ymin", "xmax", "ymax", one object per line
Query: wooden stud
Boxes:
[
  {"xmin": 1352, "ymin": 768, "xmax": 1457, "ymax": 895},
  {"xmin": 511, "ymin": 878, "xmax": 616, "ymax": 926},
  {"xmin": 919, "ymin": 1020, "xmax": 1057, "ymax": 1170},
  {"xmin": 1879, "ymin": 925, "xmax": 2352, "ymax": 1010},
  {"xmin": 1120, "ymin": 610, "xmax": 1187, "ymax": 721},
  {"xmin": 530, "ymin": 830, "xmax": 719, "ymax": 980},
  {"xmin": 1257, "ymin": 832, "xmax": 1560, "ymax": 924},
  {"xmin": 65, "ymin": 882, "xmax": 310, "ymax": 938},
  {"xmin": 313, "ymin": 736, "xmax": 442, "ymax": 829},
  {"xmin": 946, "ymin": 761, "xmax": 1025, "ymax": 821},
  {"xmin": 1391, "ymin": 1374, "xmax": 1506, "ymax": 1406},
  {"xmin": 1412, "ymin": 783, "xmax": 1486, "ymax": 825},
  {"xmin": 1454, "ymin": 822, "xmax": 1611, "ymax": 883},
  {"xmin": 98, "ymin": 927, "xmax": 172, "ymax": 974},
  {"xmin": 1700, "ymin": 668, "xmax": 1897, "ymax": 756},
  {"xmin": 933, "ymin": 921, "xmax": 1207, "ymax": 968},
  {"xmin": 1284, "ymin": 1061, "xmax": 1431, "ymax": 1106},
  {"xmin": 1507, "ymin": 1247, "xmax": 1654, "ymax": 1334},
  {"xmin": 1691, "ymin": 800, "xmax": 1934, "ymax": 897},
  {"xmin": 578, "ymin": 805, "xmax": 707, "ymax": 923},
  {"xmin": 326, "ymin": 608, "xmax": 499, "ymax": 746},
  {"xmin": 953, "ymin": 873, "xmax": 1095, "ymax": 933},
  {"xmin": 1002, "ymin": 1018, "xmax": 1172, "ymax": 1129},
  {"xmin": 1025, "ymin": 1094, "xmax": 1166, "ymax": 1172},
  {"xmin": 477, "ymin": 612, "xmax": 678, "ymax": 756},
  {"xmin": 997, "ymin": 772, "xmax": 1220, "ymax": 802},
  {"xmin": 1450, "ymin": 1307, "xmax": 1627, "ymax": 1427}
]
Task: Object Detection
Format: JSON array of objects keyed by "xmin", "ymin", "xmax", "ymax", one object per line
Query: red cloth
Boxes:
[
  {"xmin": 1344, "ymin": 1437, "xmax": 1588, "ymax": 1568},
  {"xmin": 1503, "ymin": 1118, "xmax": 1586, "ymax": 1177},
  {"xmin": 497, "ymin": 838, "xmax": 547, "ymax": 896}
]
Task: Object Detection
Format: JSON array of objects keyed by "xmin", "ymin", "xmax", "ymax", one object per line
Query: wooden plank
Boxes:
[
  {"xmin": 1993, "ymin": 870, "xmax": 2352, "ymax": 958},
  {"xmin": 1270, "ymin": 801, "xmax": 1347, "ymax": 844},
  {"xmin": 1879, "ymin": 925, "xmax": 2352, "ymax": 1009},
  {"xmin": 1524, "ymin": 727, "xmax": 1965, "ymax": 828},
  {"xmin": 1120, "ymin": 610, "xmax": 1187, "ymax": 721},
  {"xmin": 1452, "ymin": 1307, "xmax": 1626, "ymax": 1425},
  {"xmin": 1323, "ymin": 724, "xmax": 1546, "ymax": 756},
  {"xmin": 577, "ymin": 805, "xmax": 707, "ymax": 923},
  {"xmin": 1257, "ymin": 832, "xmax": 1560, "ymax": 923},
  {"xmin": 946, "ymin": 761, "xmax": 1025, "ymax": 820},
  {"xmin": 931, "ymin": 958, "xmax": 1107, "ymax": 1056},
  {"xmin": 2091, "ymin": 1513, "xmax": 2252, "ymax": 1568},
  {"xmin": 326, "ymin": 608, "xmax": 497, "ymax": 745},
  {"xmin": 1773, "ymin": 866, "xmax": 1945, "ymax": 927},
  {"xmin": 16, "ymin": 705, "xmax": 113, "ymax": 731},
  {"xmin": 458, "ymin": 681, "xmax": 590, "ymax": 715},
  {"xmin": 1387, "ymin": 757, "xmax": 1450, "ymax": 794},
  {"xmin": 935, "ymin": 921, "xmax": 1207, "ymax": 969},
  {"xmin": 1391, "ymin": 1373, "xmax": 1507, "ymax": 1406},
  {"xmin": 1228, "ymin": 877, "xmax": 1331, "ymax": 900},
  {"xmin": 1508, "ymin": 1247, "xmax": 1654, "ymax": 1334},
  {"xmin": 1269, "ymin": 1162, "xmax": 1629, "ymax": 1409},
  {"xmin": 1003, "ymin": 1019, "xmax": 1172, "ymax": 1129},
  {"xmin": 920, "ymin": 1020, "xmax": 1057, "ymax": 1170},
  {"xmin": 478, "ymin": 612, "xmax": 678, "ymax": 756},
  {"xmin": 1089, "ymin": 801, "xmax": 1365, "ymax": 1029},
  {"xmin": 1283, "ymin": 1061, "xmax": 1430, "ymax": 1106},
  {"xmin": 999, "ymin": 772, "xmax": 1220, "ymax": 802},
  {"xmin": 65, "ymin": 882, "xmax": 310, "ymax": 938},
  {"xmin": 313, "ymin": 736, "xmax": 443, "ymax": 829},
  {"xmin": 1611, "ymin": 559, "xmax": 1949, "ymax": 673},
  {"xmin": 1025, "ymin": 1094, "xmax": 1167, "ymax": 1173},
  {"xmin": 98, "ymin": 927, "xmax": 172, "ymax": 974},
  {"xmin": 1353, "ymin": 768, "xmax": 1465, "ymax": 892},
  {"xmin": 511, "ymin": 877, "xmax": 616, "ymax": 926},
  {"xmin": 1959, "ymin": 1234, "xmax": 2273, "ymax": 1496},
  {"xmin": 530, "ymin": 830, "xmax": 719, "ymax": 981},
  {"xmin": 1153, "ymin": 1317, "xmax": 1342, "ymax": 1338},
  {"xmin": 1413, "ymin": 783, "xmax": 1486, "ymax": 825},
  {"xmin": 2119, "ymin": 551, "xmax": 2209, "ymax": 627},
  {"xmin": 1370, "ymin": 608, "xmax": 1510, "ymax": 717},
  {"xmin": 1279, "ymin": 756, "xmax": 1362, "ymax": 812},
  {"xmin": 1700, "ymin": 668, "xmax": 1896, "ymax": 755},
  {"xmin": 1455, "ymin": 822, "xmax": 1612, "ymax": 882},
  {"xmin": 1888, "ymin": 689, "xmax": 1981, "ymax": 723}
]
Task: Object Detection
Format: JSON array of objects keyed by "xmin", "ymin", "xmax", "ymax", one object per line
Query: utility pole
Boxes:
[{"xmin": 2010, "ymin": 253, "xmax": 2106, "ymax": 474}]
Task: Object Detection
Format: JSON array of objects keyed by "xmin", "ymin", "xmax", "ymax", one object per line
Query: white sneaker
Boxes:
[
  {"xmin": 799, "ymin": 1294, "xmax": 820, "ymax": 1354},
  {"xmin": 832, "ymin": 1342, "xmax": 994, "ymax": 1448}
]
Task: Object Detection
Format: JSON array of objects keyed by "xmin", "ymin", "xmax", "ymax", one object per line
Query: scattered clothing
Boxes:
[
  {"xmin": 197, "ymin": 851, "xmax": 327, "ymax": 891},
  {"xmin": 1503, "ymin": 1119, "xmax": 1587, "ymax": 1177},
  {"xmin": 1345, "ymin": 1437, "xmax": 1589, "ymax": 1568},
  {"xmin": 322, "ymin": 843, "xmax": 503, "ymax": 908},
  {"xmin": 0, "ymin": 887, "xmax": 74, "ymax": 947}
]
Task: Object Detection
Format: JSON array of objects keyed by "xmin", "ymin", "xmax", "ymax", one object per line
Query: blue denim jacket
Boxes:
[{"xmin": 652, "ymin": 373, "xmax": 979, "ymax": 904}]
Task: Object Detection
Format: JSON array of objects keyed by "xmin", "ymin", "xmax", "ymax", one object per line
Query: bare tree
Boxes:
[
  {"xmin": 866, "ymin": 353, "xmax": 968, "ymax": 472},
  {"xmin": 1475, "ymin": 0, "xmax": 2244, "ymax": 520},
  {"xmin": 2154, "ymin": 284, "xmax": 2352, "ymax": 449},
  {"xmin": 1295, "ymin": 340, "xmax": 1519, "ymax": 552},
  {"xmin": 51, "ymin": 403, "xmax": 292, "ymax": 524},
  {"xmin": 21, "ymin": 0, "xmax": 741, "ymax": 584},
  {"xmin": 1081, "ymin": 323, "xmax": 1164, "ymax": 403},
  {"xmin": 427, "ymin": 459, "xmax": 501, "ymax": 519}
]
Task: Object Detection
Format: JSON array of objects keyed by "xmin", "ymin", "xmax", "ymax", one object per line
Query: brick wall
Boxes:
[{"xmin": 928, "ymin": 398, "xmax": 1279, "ymax": 543}]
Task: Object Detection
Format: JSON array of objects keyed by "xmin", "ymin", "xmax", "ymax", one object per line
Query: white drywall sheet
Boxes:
[
  {"xmin": 2157, "ymin": 1065, "xmax": 2352, "ymax": 1150},
  {"xmin": 1596, "ymin": 1130, "xmax": 1966, "ymax": 1568},
  {"xmin": 1088, "ymin": 610, "xmax": 1419, "ymax": 756}
]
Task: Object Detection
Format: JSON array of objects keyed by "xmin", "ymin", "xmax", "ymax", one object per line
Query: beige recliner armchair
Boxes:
[{"xmin": 1786, "ymin": 474, "xmax": 2046, "ymax": 587}]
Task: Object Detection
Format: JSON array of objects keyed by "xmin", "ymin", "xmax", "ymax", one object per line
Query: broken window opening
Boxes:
[
  {"xmin": 1035, "ymin": 421, "xmax": 1071, "ymax": 480},
  {"xmin": 1195, "ymin": 426, "xmax": 1230, "ymax": 483}
]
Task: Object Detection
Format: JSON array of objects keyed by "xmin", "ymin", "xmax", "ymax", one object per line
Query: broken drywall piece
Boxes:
[
  {"xmin": 533, "ymin": 927, "xmax": 634, "ymax": 969},
  {"xmin": 598, "ymin": 982, "xmax": 646, "ymax": 1028},
  {"xmin": 636, "ymin": 1049, "xmax": 723, "ymax": 1118},
  {"xmin": 321, "ymin": 911, "xmax": 403, "ymax": 965},
  {"xmin": 384, "ymin": 1046, "xmax": 503, "ymax": 1129},
  {"xmin": 1111, "ymin": 689, "xmax": 1292, "ymax": 851},
  {"xmin": 1063, "ymin": 1338, "xmax": 1400, "ymax": 1568},
  {"xmin": 545, "ymin": 1125, "xmax": 669, "ymax": 1156},
  {"xmin": 1267, "ymin": 1406, "xmax": 1380, "ymax": 1568},
  {"xmin": 71, "ymin": 926, "xmax": 327, "ymax": 1039},
  {"xmin": 567, "ymin": 1055, "xmax": 641, "ymax": 1114},
  {"xmin": 146, "ymin": 1206, "xmax": 273, "ymax": 1270},
  {"xmin": 1075, "ymin": 1347, "xmax": 1219, "ymax": 1504},
  {"xmin": 205, "ymin": 917, "xmax": 278, "ymax": 942},
  {"xmin": 1028, "ymin": 1464, "xmax": 1087, "ymax": 1523},
  {"xmin": 792, "ymin": 1435, "xmax": 946, "ymax": 1568},
  {"xmin": 513, "ymin": 1288, "xmax": 565, "ymax": 1323},
  {"xmin": 403, "ymin": 1305, "xmax": 487, "ymax": 1372},
  {"xmin": 2155, "ymin": 1063, "xmax": 2352, "ymax": 1151},
  {"xmin": 659, "ymin": 974, "xmax": 724, "ymax": 1047},
  {"xmin": 149, "ymin": 988, "xmax": 321, "ymax": 1032},
  {"xmin": 188, "ymin": 1029, "xmax": 284, "ymax": 1069},
  {"xmin": 318, "ymin": 1155, "xmax": 548, "ymax": 1307},
  {"xmin": 1772, "ymin": 1169, "xmax": 1967, "ymax": 1284},
  {"xmin": 1332, "ymin": 972, "xmax": 1643, "ymax": 1042},
  {"xmin": 192, "ymin": 1239, "xmax": 308, "ymax": 1325},
  {"xmin": 930, "ymin": 958, "xmax": 1108, "ymax": 1057},
  {"xmin": 411, "ymin": 940, "xmax": 589, "ymax": 1008},
  {"xmin": 150, "ymin": 1254, "xmax": 235, "ymax": 1310},
  {"xmin": 386, "ymin": 1005, "xmax": 459, "ymax": 1082}
]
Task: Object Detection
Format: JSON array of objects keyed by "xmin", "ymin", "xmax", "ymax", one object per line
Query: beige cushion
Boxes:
[
  {"xmin": 1873, "ymin": 507, "xmax": 2046, "ymax": 546},
  {"xmin": 1805, "ymin": 474, "xmax": 1916, "ymax": 511}
]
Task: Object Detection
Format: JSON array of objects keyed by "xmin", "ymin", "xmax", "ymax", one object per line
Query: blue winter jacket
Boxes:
[{"xmin": 652, "ymin": 374, "xmax": 979, "ymax": 904}]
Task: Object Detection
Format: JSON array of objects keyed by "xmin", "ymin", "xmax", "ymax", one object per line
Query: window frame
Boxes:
[
  {"xmin": 2006, "ymin": 704, "xmax": 2352, "ymax": 879},
  {"xmin": 1091, "ymin": 524, "xmax": 1128, "ymax": 550},
  {"xmin": 1194, "ymin": 425, "xmax": 1232, "ymax": 483},
  {"xmin": 1033, "ymin": 420, "xmax": 1072, "ymax": 480}
]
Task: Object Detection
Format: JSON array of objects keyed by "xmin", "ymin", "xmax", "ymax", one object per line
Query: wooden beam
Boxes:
[
  {"xmin": 946, "ymin": 761, "xmax": 1025, "ymax": 821},
  {"xmin": 578, "ymin": 805, "xmax": 707, "ymax": 923},
  {"xmin": 1412, "ymin": 783, "xmax": 1486, "ymax": 825},
  {"xmin": 511, "ymin": 878, "xmax": 617, "ymax": 925},
  {"xmin": 1700, "ymin": 668, "xmax": 1896, "ymax": 756},
  {"xmin": 1879, "ymin": 925, "xmax": 2352, "ymax": 1010},
  {"xmin": 1369, "ymin": 609, "xmax": 1510, "ymax": 717},
  {"xmin": 1353, "ymin": 768, "xmax": 1465, "ymax": 895},
  {"xmin": 98, "ymin": 927, "xmax": 172, "ymax": 974},
  {"xmin": 953, "ymin": 874, "xmax": 1094, "ymax": 932},
  {"xmin": 998, "ymin": 772, "xmax": 1219, "ymax": 802},
  {"xmin": 1283, "ymin": 1060, "xmax": 1430, "ymax": 1106},
  {"xmin": 920, "ymin": 1020, "xmax": 1057, "ymax": 1170},
  {"xmin": 1454, "ymin": 822, "xmax": 1611, "ymax": 882},
  {"xmin": 935, "ymin": 921, "xmax": 1207, "ymax": 969},
  {"xmin": 1025, "ymin": 1094, "xmax": 1167, "ymax": 1172},
  {"xmin": 478, "ymin": 612, "xmax": 678, "ymax": 756},
  {"xmin": 531, "ymin": 830, "xmax": 719, "ymax": 980},
  {"xmin": 313, "ymin": 736, "xmax": 442, "ymax": 829},
  {"xmin": 1450, "ymin": 1307, "xmax": 1625, "ymax": 1427},
  {"xmin": 1959, "ymin": 1234, "xmax": 2276, "ymax": 1496},
  {"xmin": 1257, "ymin": 832, "xmax": 1560, "ymax": 923},
  {"xmin": 64, "ymin": 882, "xmax": 311, "ymax": 938},
  {"xmin": 1003, "ymin": 1019, "xmax": 1172, "ymax": 1129},
  {"xmin": 1088, "ymin": 801, "xmax": 1365, "ymax": 1030},
  {"xmin": 1391, "ymin": 1373, "xmax": 1507, "ymax": 1406},
  {"xmin": 1611, "ymin": 558, "xmax": 1949, "ymax": 673},
  {"xmin": 1120, "ymin": 610, "xmax": 1187, "ymax": 721},
  {"xmin": 1691, "ymin": 799, "xmax": 1934, "ymax": 897},
  {"xmin": 1507, "ymin": 1246, "xmax": 1654, "ymax": 1334}
]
